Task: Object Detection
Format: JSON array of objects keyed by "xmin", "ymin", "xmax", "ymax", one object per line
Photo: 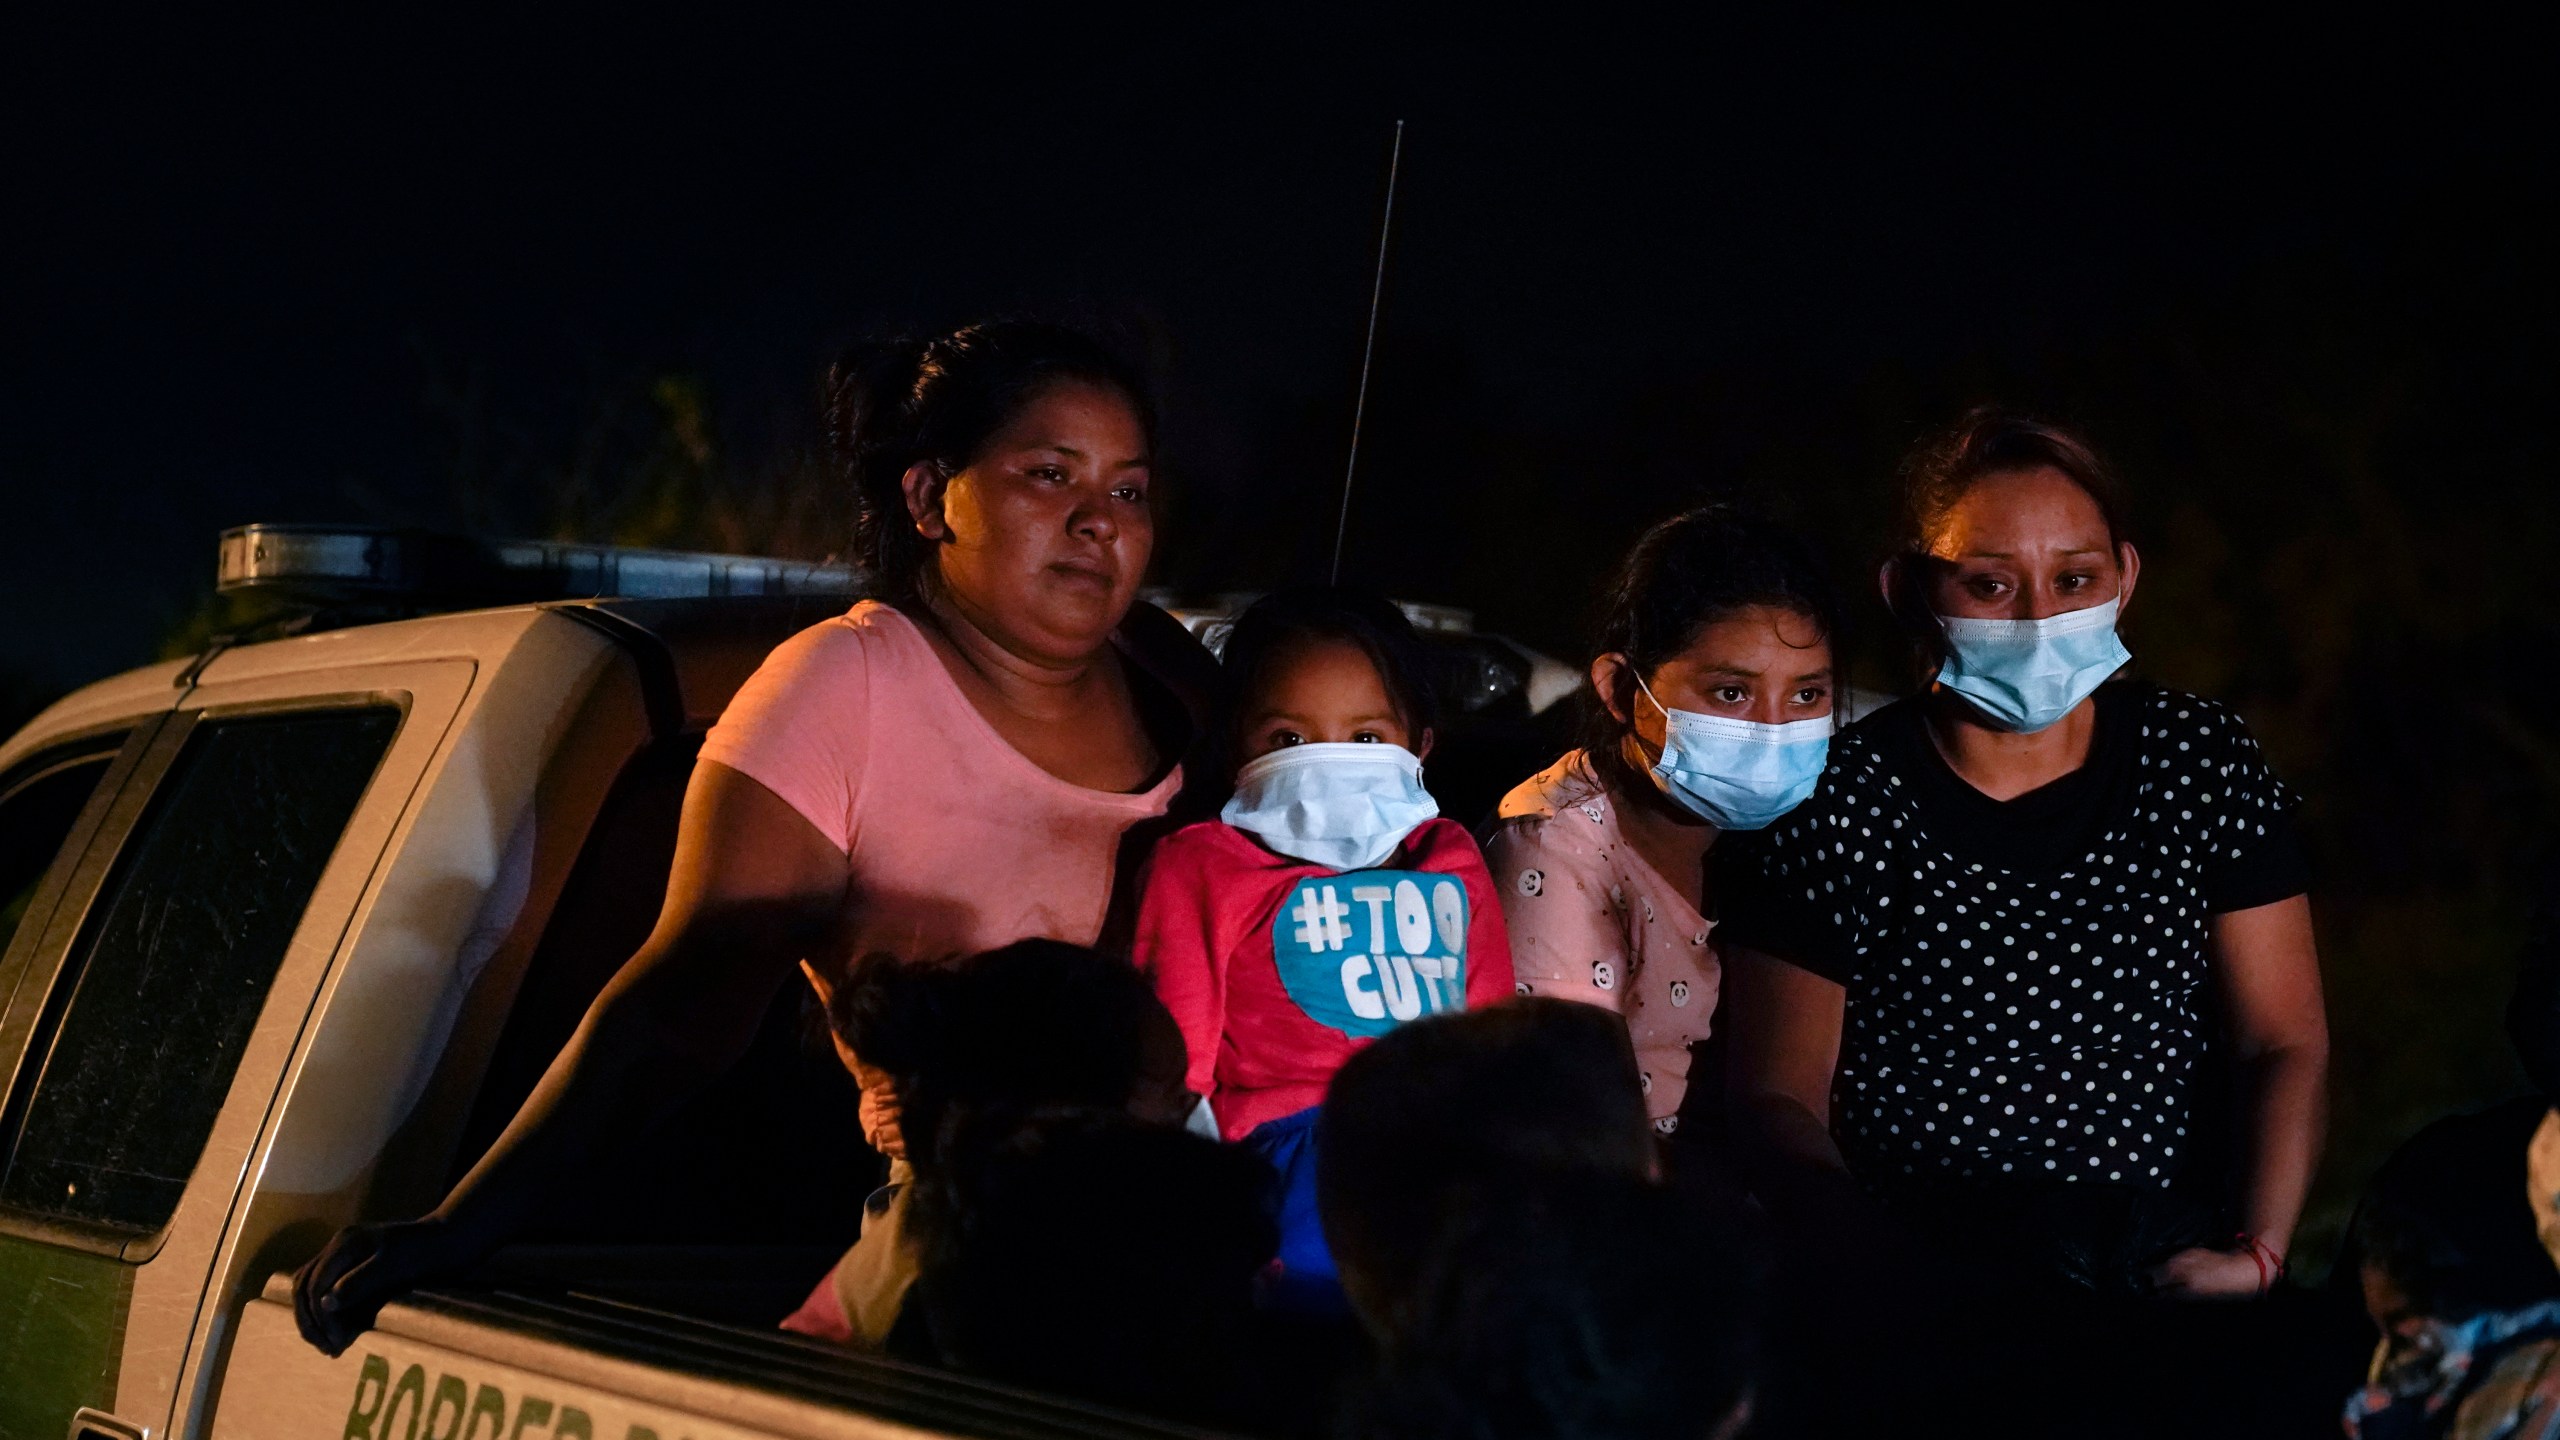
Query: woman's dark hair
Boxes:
[
  {"xmin": 1217, "ymin": 585, "xmax": 1441, "ymax": 780},
  {"xmin": 827, "ymin": 321, "xmax": 1157, "ymax": 605},
  {"xmin": 1583, "ymin": 506, "xmax": 1841, "ymax": 801},
  {"xmin": 1895, "ymin": 406, "xmax": 2127, "ymax": 555},
  {"xmin": 826, "ymin": 939, "xmax": 1166, "ymax": 1168},
  {"xmin": 1885, "ymin": 407, "xmax": 2130, "ymax": 647}
]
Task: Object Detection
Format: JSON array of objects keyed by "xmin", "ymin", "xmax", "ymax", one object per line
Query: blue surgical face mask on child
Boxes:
[
  {"xmin": 1222, "ymin": 742, "xmax": 1439, "ymax": 872},
  {"xmin": 1635, "ymin": 675, "xmax": 1831, "ymax": 832},
  {"xmin": 1934, "ymin": 594, "xmax": 2132, "ymax": 734}
]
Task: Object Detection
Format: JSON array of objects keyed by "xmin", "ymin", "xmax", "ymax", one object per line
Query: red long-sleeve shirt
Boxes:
[{"xmin": 1131, "ymin": 817, "xmax": 1516, "ymax": 1141}]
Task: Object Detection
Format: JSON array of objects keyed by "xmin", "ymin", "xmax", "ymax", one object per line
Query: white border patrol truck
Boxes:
[
  {"xmin": 0, "ymin": 527, "xmax": 1255, "ymax": 1440},
  {"xmin": 0, "ymin": 527, "xmax": 1584, "ymax": 1440}
]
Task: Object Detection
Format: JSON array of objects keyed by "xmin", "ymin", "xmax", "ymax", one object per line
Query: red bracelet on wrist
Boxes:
[{"xmin": 2235, "ymin": 1232, "xmax": 2286, "ymax": 1295}]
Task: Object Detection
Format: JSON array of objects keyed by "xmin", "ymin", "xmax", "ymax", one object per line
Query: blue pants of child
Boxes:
[{"xmin": 1240, "ymin": 1106, "xmax": 1348, "ymax": 1315}]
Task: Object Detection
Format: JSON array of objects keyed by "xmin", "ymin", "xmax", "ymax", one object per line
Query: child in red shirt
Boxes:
[{"xmin": 1131, "ymin": 587, "xmax": 1515, "ymax": 1306}]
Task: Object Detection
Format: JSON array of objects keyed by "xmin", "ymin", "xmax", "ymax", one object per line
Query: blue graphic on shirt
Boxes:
[{"xmin": 1271, "ymin": 869, "xmax": 1471, "ymax": 1040}]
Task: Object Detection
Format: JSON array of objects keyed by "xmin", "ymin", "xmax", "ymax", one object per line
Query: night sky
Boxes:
[{"xmin": 2, "ymin": 7, "xmax": 2547, "ymax": 691}]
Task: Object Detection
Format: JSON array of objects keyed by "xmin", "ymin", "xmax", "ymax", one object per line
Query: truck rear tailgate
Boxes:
[{"xmin": 213, "ymin": 1275, "xmax": 1218, "ymax": 1440}]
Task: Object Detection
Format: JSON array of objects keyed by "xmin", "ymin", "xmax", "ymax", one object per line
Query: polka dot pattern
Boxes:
[{"xmin": 1739, "ymin": 688, "xmax": 2297, "ymax": 1196}]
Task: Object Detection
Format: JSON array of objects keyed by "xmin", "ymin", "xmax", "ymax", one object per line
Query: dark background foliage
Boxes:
[{"xmin": 4, "ymin": 6, "xmax": 2551, "ymax": 1265}]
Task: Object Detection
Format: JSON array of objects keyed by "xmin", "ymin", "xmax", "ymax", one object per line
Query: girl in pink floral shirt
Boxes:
[{"xmin": 1486, "ymin": 508, "xmax": 1841, "ymax": 1130}]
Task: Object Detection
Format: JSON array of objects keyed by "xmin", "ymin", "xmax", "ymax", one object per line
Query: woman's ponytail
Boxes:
[{"xmin": 829, "ymin": 339, "xmax": 937, "ymax": 607}]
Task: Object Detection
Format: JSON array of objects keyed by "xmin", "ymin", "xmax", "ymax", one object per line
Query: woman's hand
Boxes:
[
  {"xmin": 292, "ymin": 1217, "xmax": 478, "ymax": 1355},
  {"xmin": 2148, "ymin": 1244, "xmax": 2272, "ymax": 1301},
  {"xmin": 856, "ymin": 1073, "xmax": 907, "ymax": 1161},
  {"xmin": 807, "ymin": 966, "xmax": 909, "ymax": 1162}
]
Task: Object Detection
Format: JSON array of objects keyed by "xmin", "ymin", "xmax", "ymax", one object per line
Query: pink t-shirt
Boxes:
[
  {"xmin": 699, "ymin": 600, "xmax": 1183, "ymax": 968},
  {"xmin": 1485, "ymin": 752, "xmax": 1719, "ymax": 1130}
]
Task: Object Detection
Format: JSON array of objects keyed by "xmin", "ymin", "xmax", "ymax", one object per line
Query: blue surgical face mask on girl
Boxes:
[
  {"xmin": 1221, "ymin": 742, "xmax": 1440, "ymax": 871},
  {"xmin": 1635, "ymin": 675, "xmax": 1831, "ymax": 832},
  {"xmin": 1933, "ymin": 593, "xmax": 2133, "ymax": 734}
]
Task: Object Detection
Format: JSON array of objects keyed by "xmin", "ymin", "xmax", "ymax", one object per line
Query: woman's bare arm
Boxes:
[
  {"xmin": 1721, "ymin": 944, "xmax": 1850, "ymax": 1174},
  {"xmin": 2152, "ymin": 895, "xmax": 2328, "ymax": 1299},
  {"xmin": 295, "ymin": 760, "xmax": 846, "ymax": 1351},
  {"xmin": 2213, "ymin": 895, "xmax": 2329, "ymax": 1254}
]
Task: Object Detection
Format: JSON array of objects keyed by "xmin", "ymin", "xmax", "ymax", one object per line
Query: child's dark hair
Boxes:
[
  {"xmin": 1884, "ymin": 407, "xmax": 2130, "ymax": 653},
  {"xmin": 827, "ymin": 321, "xmax": 1156, "ymax": 605},
  {"xmin": 1218, "ymin": 585, "xmax": 1441, "ymax": 774},
  {"xmin": 1585, "ymin": 506, "xmax": 1841, "ymax": 800},
  {"xmin": 2352, "ymin": 1102, "xmax": 2560, "ymax": 1323},
  {"xmin": 1355, "ymin": 1171, "xmax": 1764, "ymax": 1440},
  {"xmin": 905, "ymin": 1106, "xmax": 1277, "ymax": 1425},
  {"xmin": 826, "ymin": 939, "xmax": 1166, "ymax": 1168},
  {"xmin": 1318, "ymin": 998, "xmax": 1657, "ymax": 1333}
]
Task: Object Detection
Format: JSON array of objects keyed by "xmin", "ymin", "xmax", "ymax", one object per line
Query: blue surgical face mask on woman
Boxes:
[
  {"xmin": 1222, "ymin": 742, "xmax": 1439, "ymax": 871},
  {"xmin": 1635, "ymin": 676, "xmax": 1831, "ymax": 831},
  {"xmin": 1934, "ymin": 593, "xmax": 2132, "ymax": 734}
]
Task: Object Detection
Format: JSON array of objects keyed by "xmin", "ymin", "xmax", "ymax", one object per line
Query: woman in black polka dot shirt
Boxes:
[{"xmin": 1717, "ymin": 410, "xmax": 2328, "ymax": 1306}]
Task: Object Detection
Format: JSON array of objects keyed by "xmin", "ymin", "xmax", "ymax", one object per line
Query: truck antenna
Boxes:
[{"xmin": 1330, "ymin": 119, "xmax": 1405, "ymax": 584}]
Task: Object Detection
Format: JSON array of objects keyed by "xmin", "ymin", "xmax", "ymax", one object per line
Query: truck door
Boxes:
[
  {"xmin": 0, "ymin": 659, "xmax": 474, "ymax": 1440},
  {"xmin": 0, "ymin": 718, "xmax": 164, "ymax": 1440}
]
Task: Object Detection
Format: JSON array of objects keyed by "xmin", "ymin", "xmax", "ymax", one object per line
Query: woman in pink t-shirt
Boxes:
[
  {"xmin": 1486, "ymin": 508, "xmax": 1840, "ymax": 1134},
  {"xmin": 295, "ymin": 321, "xmax": 1214, "ymax": 1353}
]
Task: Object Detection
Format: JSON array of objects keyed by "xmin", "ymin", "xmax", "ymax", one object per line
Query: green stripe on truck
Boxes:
[{"xmin": 0, "ymin": 1235, "xmax": 130, "ymax": 1440}]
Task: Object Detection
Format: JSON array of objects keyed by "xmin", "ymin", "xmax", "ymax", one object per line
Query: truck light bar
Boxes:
[
  {"xmin": 1149, "ymin": 591, "xmax": 1478, "ymax": 652},
  {"xmin": 217, "ymin": 524, "xmax": 860, "ymax": 605},
  {"xmin": 1149, "ymin": 589, "xmax": 1583, "ymax": 717}
]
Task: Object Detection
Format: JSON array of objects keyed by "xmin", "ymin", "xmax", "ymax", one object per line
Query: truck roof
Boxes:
[
  {"xmin": 9, "ymin": 522, "xmax": 1583, "ymax": 776},
  {"xmin": 5, "ymin": 518, "xmax": 878, "ymax": 773}
]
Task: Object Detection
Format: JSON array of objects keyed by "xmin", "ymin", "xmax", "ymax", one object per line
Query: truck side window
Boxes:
[
  {"xmin": 0, "ymin": 732, "xmax": 128, "ymax": 955},
  {"xmin": 0, "ymin": 707, "xmax": 398, "ymax": 1235}
]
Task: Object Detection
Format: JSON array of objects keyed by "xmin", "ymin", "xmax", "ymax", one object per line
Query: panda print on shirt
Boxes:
[
  {"xmin": 1730, "ymin": 687, "xmax": 2298, "ymax": 1198},
  {"xmin": 1486, "ymin": 753, "xmax": 1725, "ymax": 1126}
]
